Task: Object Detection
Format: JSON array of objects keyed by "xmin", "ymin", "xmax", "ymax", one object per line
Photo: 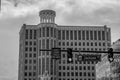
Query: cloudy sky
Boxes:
[{"xmin": 0, "ymin": 0, "xmax": 120, "ymax": 80}]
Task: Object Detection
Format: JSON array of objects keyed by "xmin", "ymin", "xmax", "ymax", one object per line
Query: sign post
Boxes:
[{"xmin": 51, "ymin": 48, "xmax": 61, "ymax": 59}]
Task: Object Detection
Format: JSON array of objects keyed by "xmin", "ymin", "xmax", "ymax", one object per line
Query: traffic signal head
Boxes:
[
  {"xmin": 108, "ymin": 48, "xmax": 114, "ymax": 63},
  {"xmin": 67, "ymin": 48, "xmax": 73, "ymax": 63}
]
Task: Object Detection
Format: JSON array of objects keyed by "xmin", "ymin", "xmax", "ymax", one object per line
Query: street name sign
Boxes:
[{"xmin": 77, "ymin": 54, "xmax": 101, "ymax": 61}]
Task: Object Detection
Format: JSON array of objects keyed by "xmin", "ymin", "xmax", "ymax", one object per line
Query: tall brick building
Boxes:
[{"xmin": 19, "ymin": 10, "xmax": 111, "ymax": 80}]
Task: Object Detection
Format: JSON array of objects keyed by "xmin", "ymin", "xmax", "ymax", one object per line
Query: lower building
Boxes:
[
  {"xmin": 110, "ymin": 39, "xmax": 120, "ymax": 80},
  {"xmin": 96, "ymin": 54, "xmax": 112, "ymax": 80}
]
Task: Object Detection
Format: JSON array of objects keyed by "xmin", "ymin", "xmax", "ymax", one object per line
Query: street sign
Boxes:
[
  {"xmin": 77, "ymin": 54, "xmax": 101, "ymax": 61},
  {"xmin": 51, "ymin": 48, "xmax": 61, "ymax": 59}
]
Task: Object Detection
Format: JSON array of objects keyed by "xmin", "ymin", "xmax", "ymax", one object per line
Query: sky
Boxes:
[{"xmin": 0, "ymin": 0, "xmax": 120, "ymax": 80}]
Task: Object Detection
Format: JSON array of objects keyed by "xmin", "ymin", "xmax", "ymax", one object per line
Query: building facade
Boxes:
[
  {"xmin": 19, "ymin": 10, "xmax": 111, "ymax": 80},
  {"xmin": 110, "ymin": 39, "xmax": 120, "ymax": 80}
]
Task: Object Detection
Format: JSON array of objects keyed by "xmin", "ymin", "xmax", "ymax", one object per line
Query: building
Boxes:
[
  {"xmin": 110, "ymin": 39, "xmax": 120, "ymax": 80},
  {"xmin": 19, "ymin": 10, "xmax": 111, "ymax": 80}
]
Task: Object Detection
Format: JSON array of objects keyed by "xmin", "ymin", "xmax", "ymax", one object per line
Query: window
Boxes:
[
  {"xmin": 75, "ymin": 42, "xmax": 77, "ymax": 46},
  {"xmin": 71, "ymin": 42, "xmax": 73, "ymax": 46},
  {"xmin": 25, "ymin": 59, "xmax": 28, "ymax": 64},
  {"xmin": 33, "ymin": 72, "xmax": 36, "ymax": 76},
  {"xmin": 59, "ymin": 66, "xmax": 61, "ymax": 70},
  {"xmin": 70, "ymin": 30, "xmax": 73, "ymax": 40},
  {"xmin": 62, "ymin": 30, "xmax": 65, "ymax": 40},
  {"xmin": 99, "ymin": 42, "xmax": 101, "ymax": 46},
  {"xmin": 83, "ymin": 42, "xmax": 85, "ymax": 46},
  {"xmin": 25, "ymin": 47, "xmax": 28, "ymax": 51},
  {"xmin": 71, "ymin": 72, "xmax": 74, "ymax": 76},
  {"xmin": 90, "ymin": 31, "xmax": 93, "ymax": 40},
  {"xmin": 78, "ymin": 30, "xmax": 81, "ymax": 40},
  {"xmin": 86, "ymin": 30, "xmax": 89, "ymax": 40},
  {"xmin": 33, "ymin": 66, "xmax": 36, "ymax": 70},
  {"xmin": 66, "ymin": 30, "xmax": 69, "ymax": 40},
  {"xmin": 91, "ymin": 42, "xmax": 93, "ymax": 46},
  {"xmin": 34, "ymin": 41, "xmax": 36, "ymax": 46},
  {"xmin": 29, "ymin": 72, "xmax": 32, "ymax": 76},
  {"xmin": 63, "ymin": 54, "xmax": 65, "ymax": 58},
  {"xmin": 94, "ymin": 31, "xmax": 97, "ymax": 40},
  {"xmin": 92, "ymin": 73, "xmax": 95, "ymax": 76},
  {"xmin": 91, "ymin": 61, "xmax": 94, "ymax": 64},
  {"xmin": 34, "ymin": 30, "xmax": 36, "ymax": 39},
  {"xmin": 63, "ymin": 72, "xmax": 66, "ymax": 76},
  {"xmin": 67, "ymin": 66, "xmax": 69, "ymax": 70},
  {"xmin": 34, "ymin": 48, "xmax": 36, "ymax": 51},
  {"xmin": 88, "ymin": 72, "xmax": 91, "ymax": 77},
  {"xmin": 67, "ymin": 42, "xmax": 69, "ymax": 46},
  {"xmin": 98, "ymin": 31, "xmax": 101, "ymax": 40},
  {"xmin": 59, "ymin": 72, "xmax": 61, "ymax": 76},
  {"xmin": 58, "ymin": 30, "xmax": 61, "ymax": 40},
  {"xmin": 87, "ymin": 42, "xmax": 89, "ymax": 46},
  {"xmin": 95, "ymin": 42, "xmax": 97, "ymax": 46},
  {"xmin": 79, "ymin": 42, "xmax": 81, "ymax": 46},
  {"xmin": 30, "ymin": 30, "xmax": 32, "ymax": 39},
  {"xmin": 63, "ymin": 42, "xmax": 65, "ymax": 46},
  {"xmin": 46, "ymin": 27, "xmax": 49, "ymax": 37},
  {"xmin": 75, "ymin": 66, "xmax": 78, "ymax": 70},
  {"xmin": 24, "ymin": 72, "xmax": 27, "ymax": 76},
  {"xmin": 29, "ymin": 53, "xmax": 32, "ymax": 57},
  {"xmin": 33, "ymin": 60, "xmax": 36, "ymax": 64},
  {"xmin": 29, "ymin": 60, "xmax": 32, "ymax": 64},
  {"xmin": 83, "ymin": 66, "xmax": 86, "ymax": 70},
  {"xmin": 79, "ymin": 66, "xmax": 82, "ymax": 70},
  {"xmin": 75, "ymin": 72, "xmax": 78, "ymax": 76},
  {"xmin": 39, "ymin": 28, "xmax": 41, "ymax": 37},
  {"xmin": 103, "ymin": 42, "xmax": 105, "ymax": 46},
  {"xmin": 25, "ymin": 66, "xmax": 27, "ymax": 70},
  {"xmin": 88, "ymin": 66, "xmax": 90, "ymax": 70},
  {"xmin": 29, "ymin": 47, "xmax": 32, "ymax": 51},
  {"xmin": 102, "ymin": 31, "xmax": 105, "ymax": 40},
  {"xmin": 71, "ymin": 66, "xmax": 74, "ymax": 70},
  {"xmin": 59, "ymin": 42, "xmax": 61, "ymax": 46},
  {"xmin": 82, "ymin": 31, "xmax": 85, "ymax": 40},
  {"xmin": 63, "ymin": 66, "xmax": 65, "ymax": 70},
  {"xmin": 79, "ymin": 72, "xmax": 82, "ymax": 76},
  {"xmin": 67, "ymin": 72, "xmax": 69, "ymax": 76},
  {"xmin": 34, "ymin": 54, "xmax": 36, "ymax": 57},
  {"xmin": 25, "ymin": 41, "xmax": 28, "ymax": 45},
  {"xmin": 43, "ymin": 27, "xmax": 45, "ymax": 37},
  {"xmin": 84, "ymin": 72, "xmax": 86, "ymax": 76},
  {"xmin": 74, "ymin": 30, "xmax": 77, "ymax": 40},
  {"xmin": 92, "ymin": 66, "xmax": 95, "ymax": 70}
]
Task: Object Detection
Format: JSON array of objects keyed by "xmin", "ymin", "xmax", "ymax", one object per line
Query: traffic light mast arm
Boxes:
[{"xmin": 39, "ymin": 49, "xmax": 120, "ymax": 54}]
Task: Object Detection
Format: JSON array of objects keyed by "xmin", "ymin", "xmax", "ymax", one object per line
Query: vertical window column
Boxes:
[
  {"xmin": 74, "ymin": 30, "xmax": 77, "ymax": 40},
  {"xmin": 82, "ymin": 31, "xmax": 85, "ymax": 40},
  {"xmin": 78, "ymin": 30, "xmax": 81, "ymax": 40},
  {"xmin": 86, "ymin": 30, "xmax": 89, "ymax": 40},
  {"xmin": 98, "ymin": 31, "xmax": 101, "ymax": 40},
  {"xmin": 94, "ymin": 31, "xmax": 97, "ymax": 40},
  {"xmin": 62, "ymin": 30, "xmax": 65, "ymax": 40},
  {"xmin": 70, "ymin": 30, "xmax": 73, "ymax": 40},
  {"xmin": 58, "ymin": 30, "xmax": 61, "ymax": 40},
  {"xmin": 66, "ymin": 30, "xmax": 69, "ymax": 40},
  {"xmin": 90, "ymin": 31, "xmax": 93, "ymax": 40}
]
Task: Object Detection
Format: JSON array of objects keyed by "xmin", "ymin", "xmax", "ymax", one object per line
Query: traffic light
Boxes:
[
  {"xmin": 108, "ymin": 48, "xmax": 114, "ymax": 63},
  {"xmin": 67, "ymin": 48, "xmax": 73, "ymax": 63}
]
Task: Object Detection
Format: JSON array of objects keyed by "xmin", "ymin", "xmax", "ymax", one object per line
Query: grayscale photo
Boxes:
[{"xmin": 0, "ymin": 0, "xmax": 120, "ymax": 80}]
